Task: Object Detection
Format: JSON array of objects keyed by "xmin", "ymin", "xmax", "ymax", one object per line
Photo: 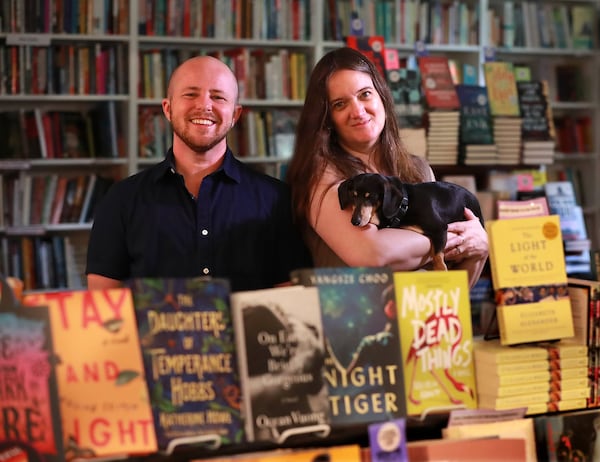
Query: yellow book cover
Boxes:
[
  {"xmin": 393, "ymin": 270, "xmax": 477, "ymax": 416},
  {"xmin": 487, "ymin": 215, "xmax": 574, "ymax": 345},
  {"xmin": 526, "ymin": 398, "xmax": 588, "ymax": 415},
  {"xmin": 473, "ymin": 338, "xmax": 548, "ymax": 364},
  {"xmin": 23, "ymin": 289, "xmax": 158, "ymax": 458},
  {"xmin": 482, "ymin": 61, "xmax": 520, "ymax": 117}
]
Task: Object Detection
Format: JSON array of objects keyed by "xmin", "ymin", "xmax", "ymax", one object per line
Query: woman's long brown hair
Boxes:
[{"xmin": 286, "ymin": 47, "xmax": 426, "ymax": 229}]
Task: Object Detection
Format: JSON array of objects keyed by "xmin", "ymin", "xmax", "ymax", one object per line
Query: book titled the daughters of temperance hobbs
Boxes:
[{"xmin": 487, "ymin": 214, "xmax": 574, "ymax": 345}]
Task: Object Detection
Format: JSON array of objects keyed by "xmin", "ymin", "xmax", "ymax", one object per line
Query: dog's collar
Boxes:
[{"xmin": 389, "ymin": 185, "xmax": 409, "ymax": 227}]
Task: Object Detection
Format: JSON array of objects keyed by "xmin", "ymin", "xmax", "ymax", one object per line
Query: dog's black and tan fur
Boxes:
[{"xmin": 338, "ymin": 173, "xmax": 484, "ymax": 271}]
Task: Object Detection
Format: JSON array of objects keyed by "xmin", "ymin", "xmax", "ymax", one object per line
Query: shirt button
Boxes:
[
  {"xmin": 202, "ymin": 267, "xmax": 210, "ymax": 275},
  {"xmin": 201, "ymin": 229, "xmax": 208, "ymax": 236}
]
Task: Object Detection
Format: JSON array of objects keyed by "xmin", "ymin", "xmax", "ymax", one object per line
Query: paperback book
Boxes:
[
  {"xmin": 230, "ymin": 285, "xmax": 329, "ymax": 443},
  {"xmin": 0, "ymin": 277, "xmax": 64, "ymax": 461},
  {"xmin": 393, "ymin": 270, "xmax": 477, "ymax": 415},
  {"xmin": 23, "ymin": 288, "xmax": 158, "ymax": 459},
  {"xmin": 290, "ymin": 266, "xmax": 407, "ymax": 426},
  {"xmin": 486, "ymin": 215, "xmax": 574, "ymax": 345},
  {"xmin": 128, "ymin": 277, "xmax": 243, "ymax": 451}
]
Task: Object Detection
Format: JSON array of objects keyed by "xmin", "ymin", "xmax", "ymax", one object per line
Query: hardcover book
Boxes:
[
  {"xmin": 417, "ymin": 55, "xmax": 460, "ymax": 110},
  {"xmin": 127, "ymin": 277, "xmax": 243, "ymax": 451},
  {"xmin": 393, "ymin": 270, "xmax": 477, "ymax": 416},
  {"xmin": 290, "ymin": 266, "xmax": 407, "ymax": 426},
  {"xmin": 516, "ymin": 80, "xmax": 553, "ymax": 141},
  {"xmin": 345, "ymin": 35, "xmax": 386, "ymax": 77},
  {"xmin": 482, "ymin": 61, "xmax": 520, "ymax": 117},
  {"xmin": 230, "ymin": 285, "xmax": 329, "ymax": 443},
  {"xmin": 455, "ymin": 84, "xmax": 494, "ymax": 145},
  {"xmin": 486, "ymin": 215, "xmax": 574, "ymax": 345},
  {"xmin": 23, "ymin": 288, "xmax": 158, "ymax": 459},
  {"xmin": 0, "ymin": 277, "xmax": 64, "ymax": 461}
]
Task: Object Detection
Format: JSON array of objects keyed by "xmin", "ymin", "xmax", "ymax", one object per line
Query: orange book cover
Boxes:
[
  {"xmin": 393, "ymin": 270, "xmax": 477, "ymax": 416},
  {"xmin": 23, "ymin": 288, "xmax": 158, "ymax": 459}
]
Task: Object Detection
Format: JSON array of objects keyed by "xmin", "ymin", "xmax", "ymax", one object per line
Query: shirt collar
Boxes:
[{"xmin": 151, "ymin": 148, "xmax": 243, "ymax": 184}]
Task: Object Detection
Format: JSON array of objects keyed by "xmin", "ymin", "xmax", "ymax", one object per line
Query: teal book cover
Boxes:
[{"xmin": 291, "ymin": 266, "xmax": 407, "ymax": 426}]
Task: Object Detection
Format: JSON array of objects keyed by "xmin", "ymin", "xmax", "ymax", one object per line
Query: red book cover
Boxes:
[
  {"xmin": 417, "ymin": 55, "xmax": 460, "ymax": 110},
  {"xmin": 0, "ymin": 277, "xmax": 64, "ymax": 461},
  {"xmin": 345, "ymin": 35, "xmax": 387, "ymax": 78}
]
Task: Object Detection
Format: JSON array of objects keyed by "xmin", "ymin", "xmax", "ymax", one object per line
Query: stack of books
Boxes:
[
  {"xmin": 426, "ymin": 110, "xmax": 461, "ymax": 165},
  {"xmin": 521, "ymin": 140, "xmax": 556, "ymax": 165},
  {"xmin": 474, "ymin": 338, "xmax": 589, "ymax": 415},
  {"xmin": 493, "ymin": 117, "xmax": 523, "ymax": 164}
]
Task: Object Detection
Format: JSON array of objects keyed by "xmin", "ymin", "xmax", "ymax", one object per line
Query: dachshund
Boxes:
[{"xmin": 338, "ymin": 173, "xmax": 484, "ymax": 271}]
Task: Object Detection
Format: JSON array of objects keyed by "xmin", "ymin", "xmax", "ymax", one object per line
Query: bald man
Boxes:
[{"xmin": 86, "ymin": 56, "xmax": 312, "ymax": 291}]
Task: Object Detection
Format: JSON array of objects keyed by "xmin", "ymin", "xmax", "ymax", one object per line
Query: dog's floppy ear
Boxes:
[
  {"xmin": 338, "ymin": 178, "xmax": 354, "ymax": 210},
  {"xmin": 381, "ymin": 176, "xmax": 405, "ymax": 219}
]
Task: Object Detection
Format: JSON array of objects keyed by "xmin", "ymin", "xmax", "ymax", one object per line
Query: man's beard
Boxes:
[{"xmin": 171, "ymin": 120, "xmax": 228, "ymax": 153}]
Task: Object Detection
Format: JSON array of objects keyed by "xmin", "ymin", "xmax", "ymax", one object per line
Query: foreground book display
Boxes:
[
  {"xmin": 230, "ymin": 285, "xmax": 329, "ymax": 444},
  {"xmin": 128, "ymin": 277, "xmax": 243, "ymax": 452},
  {"xmin": 487, "ymin": 214, "xmax": 574, "ymax": 345},
  {"xmin": 290, "ymin": 266, "xmax": 407, "ymax": 426},
  {"xmin": 0, "ymin": 277, "xmax": 64, "ymax": 461},
  {"xmin": 393, "ymin": 270, "xmax": 478, "ymax": 415},
  {"xmin": 22, "ymin": 288, "xmax": 158, "ymax": 459}
]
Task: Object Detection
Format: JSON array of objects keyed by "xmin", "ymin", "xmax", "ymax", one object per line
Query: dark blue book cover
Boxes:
[
  {"xmin": 290, "ymin": 266, "xmax": 407, "ymax": 427},
  {"xmin": 128, "ymin": 277, "xmax": 243, "ymax": 450},
  {"xmin": 455, "ymin": 84, "xmax": 494, "ymax": 145}
]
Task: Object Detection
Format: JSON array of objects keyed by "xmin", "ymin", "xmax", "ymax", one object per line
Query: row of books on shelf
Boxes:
[
  {"xmin": 487, "ymin": 1, "xmax": 595, "ymax": 50},
  {"xmin": 3, "ymin": 255, "xmax": 600, "ymax": 461},
  {"xmin": 0, "ymin": 103, "xmax": 122, "ymax": 160},
  {"xmin": 0, "ymin": 42, "xmax": 128, "ymax": 96},
  {"xmin": 0, "ymin": 234, "xmax": 85, "ymax": 292},
  {"xmin": 0, "ymin": 172, "xmax": 114, "ymax": 229},
  {"xmin": 1, "ymin": 0, "xmax": 128, "ymax": 34},
  {"xmin": 139, "ymin": 47, "xmax": 309, "ymax": 101},
  {"xmin": 139, "ymin": 0, "xmax": 310, "ymax": 40},
  {"xmin": 326, "ymin": 0, "xmax": 479, "ymax": 46}
]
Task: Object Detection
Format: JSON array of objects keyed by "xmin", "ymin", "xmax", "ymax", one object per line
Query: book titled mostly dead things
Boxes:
[
  {"xmin": 128, "ymin": 277, "xmax": 243, "ymax": 450},
  {"xmin": 290, "ymin": 266, "xmax": 407, "ymax": 427},
  {"xmin": 393, "ymin": 270, "xmax": 478, "ymax": 416}
]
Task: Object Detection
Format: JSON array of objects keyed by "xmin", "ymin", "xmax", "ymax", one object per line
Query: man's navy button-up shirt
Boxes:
[{"xmin": 86, "ymin": 149, "xmax": 312, "ymax": 291}]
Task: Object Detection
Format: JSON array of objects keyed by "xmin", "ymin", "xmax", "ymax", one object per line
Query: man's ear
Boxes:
[{"xmin": 338, "ymin": 179, "xmax": 353, "ymax": 210}]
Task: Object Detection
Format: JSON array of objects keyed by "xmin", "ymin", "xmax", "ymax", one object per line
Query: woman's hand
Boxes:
[{"xmin": 443, "ymin": 208, "xmax": 489, "ymax": 286}]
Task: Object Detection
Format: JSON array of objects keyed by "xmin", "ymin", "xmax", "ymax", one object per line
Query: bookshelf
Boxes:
[{"xmin": 0, "ymin": 0, "xmax": 599, "ymax": 282}]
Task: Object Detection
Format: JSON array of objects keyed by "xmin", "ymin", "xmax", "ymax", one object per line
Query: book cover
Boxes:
[
  {"xmin": 127, "ymin": 277, "xmax": 243, "ymax": 450},
  {"xmin": 290, "ymin": 266, "xmax": 407, "ymax": 426},
  {"xmin": 230, "ymin": 285, "xmax": 329, "ymax": 443},
  {"xmin": 0, "ymin": 277, "xmax": 64, "ymax": 461},
  {"xmin": 443, "ymin": 418, "xmax": 536, "ymax": 462},
  {"xmin": 486, "ymin": 215, "xmax": 574, "ymax": 345},
  {"xmin": 516, "ymin": 80, "xmax": 552, "ymax": 141},
  {"xmin": 455, "ymin": 84, "xmax": 494, "ymax": 145},
  {"xmin": 483, "ymin": 61, "xmax": 520, "ymax": 117},
  {"xmin": 407, "ymin": 437, "xmax": 527, "ymax": 462},
  {"xmin": 417, "ymin": 55, "xmax": 460, "ymax": 110},
  {"xmin": 534, "ymin": 408, "xmax": 600, "ymax": 461},
  {"xmin": 345, "ymin": 35, "xmax": 386, "ymax": 77},
  {"xmin": 393, "ymin": 270, "xmax": 477, "ymax": 415},
  {"xmin": 368, "ymin": 418, "xmax": 408, "ymax": 462},
  {"xmin": 22, "ymin": 288, "xmax": 158, "ymax": 458}
]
